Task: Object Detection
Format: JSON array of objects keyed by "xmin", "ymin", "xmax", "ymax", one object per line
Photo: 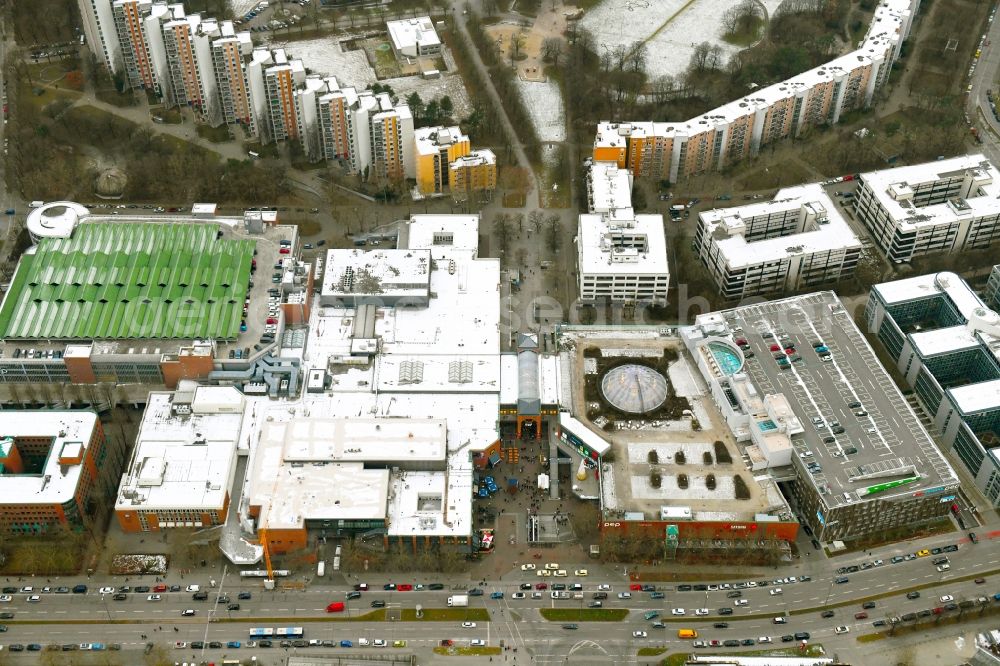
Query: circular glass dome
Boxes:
[{"xmin": 600, "ymin": 364, "xmax": 668, "ymax": 414}]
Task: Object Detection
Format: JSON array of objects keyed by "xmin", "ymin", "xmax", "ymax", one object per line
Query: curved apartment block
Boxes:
[{"xmin": 593, "ymin": 0, "xmax": 920, "ymax": 181}]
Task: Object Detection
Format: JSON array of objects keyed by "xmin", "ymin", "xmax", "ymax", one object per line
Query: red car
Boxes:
[
  {"xmin": 769, "ymin": 344, "xmax": 780, "ymax": 352},
  {"xmin": 279, "ymin": 247, "xmax": 290, "ymax": 254},
  {"xmin": 535, "ymin": 583, "xmax": 548, "ymax": 590},
  {"xmin": 397, "ymin": 584, "xmax": 413, "ymax": 591},
  {"xmin": 854, "ymin": 612, "xmax": 868, "ymax": 620},
  {"xmin": 153, "ymin": 584, "xmax": 167, "ymax": 593},
  {"xmin": 735, "ymin": 338, "xmax": 747, "ymax": 346},
  {"xmin": 785, "ymin": 348, "xmax": 795, "ymax": 355},
  {"xmin": 266, "ymin": 317, "xmax": 277, "ymax": 324},
  {"xmin": 629, "ymin": 584, "xmax": 643, "ymax": 591},
  {"xmin": 932, "ymin": 607, "xmax": 944, "ymax": 615},
  {"xmin": 326, "ymin": 602, "xmax": 345, "ymax": 612},
  {"xmin": 975, "ymin": 578, "xmax": 986, "ymax": 584}
]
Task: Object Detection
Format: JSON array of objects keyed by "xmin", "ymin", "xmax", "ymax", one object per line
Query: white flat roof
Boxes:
[
  {"xmin": 116, "ymin": 391, "xmax": 243, "ymax": 512},
  {"xmin": 405, "ymin": 214, "xmax": 480, "ymax": 258},
  {"xmin": 321, "ymin": 248, "xmax": 432, "ymax": 300},
  {"xmin": 262, "ymin": 417, "xmax": 446, "ymax": 463},
  {"xmin": 587, "ymin": 161, "xmax": 634, "ymax": 215},
  {"xmin": 377, "ymin": 354, "xmax": 501, "ymax": 393},
  {"xmin": 874, "ymin": 272, "xmax": 986, "ymax": 312},
  {"xmin": 578, "ymin": 213, "xmax": 669, "ymax": 276},
  {"xmin": 948, "ymin": 379, "xmax": 1000, "ymax": 415},
  {"xmin": 500, "ymin": 354, "xmax": 519, "ymax": 404},
  {"xmin": 414, "ymin": 126, "xmax": 467, "ymax": 157},
  {"xmin": 860, "ymin": 154, "xmax": 1000, "ymax": 231},
  {"xmin": 909, "ymin": 325, "xmax": 980, "ymax": 357},
  {"xmin": 386, "ymin": 16, "xmax": 440, "ymax": 51},
  {"xmin": 387, "ymin": 467, "xmax": 473, "ymax": 538},
  {"xmin": 698, "ymin": 183, "xmax": 862, "ymax": 267},
  {"xmin": 0, "ymin": 411, "xmax": 98, "ymax": 505},
  {"xmin": 558, "ymin": 413, "xmax": 611, "ymax": 455}
]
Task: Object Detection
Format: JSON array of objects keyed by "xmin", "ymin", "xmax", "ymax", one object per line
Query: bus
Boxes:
[
  {"xmin": 249, "ymin": 628, "xmax": 274, "ymax": 638},
  {"xmin": 275, "ymin": 627, "xmax": 304, "ymax": 638}
]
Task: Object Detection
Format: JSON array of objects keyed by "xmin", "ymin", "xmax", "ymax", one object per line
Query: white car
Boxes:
[
  {"xmin": 575, "ymin": 569, "xmax": 589, "ymax": 576},
  {"xmin": 174, "ymin": 642, "xmax": 187, "ymax": 649},
  {"xmin": 0, "ymin": 596, "xmax": 10, "ymax": 602},
  {"xmin": 373, "ymin": 639, "xmax": 387, "ymax": 647},
  {"xmin": 512, "ymin": 592, "xmax": 525, "ymax": 599},
  {"xmin": 20, "ymin": 587, "xmax": 32, "ymax": 593},
  {"xmin": 695, "ymin": 608, "xmax": 709, "ymax": 616},
  {"xmin": 147, "ymin": 594, "xmax": 161, "ymax": 601},
  {"xmin": 554, "ymin": 570, "xmax": 568, "ymax": 577},
  {"xmin": 545, "ymin": 563, "xmax": 560, "ymax": 570},
  {"xmin": 758, "ymin": 636, "xmax": 772, "ymax": 644},
  {"xmin": 618, "ymin": 592, "xmax": 632, "ymax": 599},
  {"xmin": 671, "ymin": 608, "xmax": 685, "ymax": 616},
  {"xmin": 462, "ymin": 622, "xmax": 477, "ymax": 629},
  {"xmin": 98, "ymin": 587, "xmax": 115, "ymax": 594},
  {"xmin": 536, "ymin": 570, "xmax": 552, "ymax": 577},
  {"xmin": 632, "ymin": 631, "xmax": 647, "ymax": 638},
  {"xmin": 520, "ymin": 564, "xmax": 536, "ymax": 571},
  {"xmin": 358, "ymin": 638, "xmax": 370, "ymax": 647},
  {"xmin": 835, "ymin": 626, "xmax": 850, "ymax": 635},
  {"xmin": 598, "ymin": 584, "xmax": 612, "ymax": 591},
  {"xmin": 769, "ymin": 588, "xmax": 783, "ymax": 596},
  {"xmin": 471, "ymin": 639, "xmax": 487, "ymax": 646},
  {"xmin": 940, "ymin": 595, "xmax": 955, "ymax": 603},
  {"xmin": 26, "ymin": 595, "xmax": 40, "ymax": 602},
  {"xmin": 734, "ymin": 599, "xmax": 749, "ymax": 606},
  {"xmin": 186, "ymin": 585, "xmax": 200, "ymax": 592}
]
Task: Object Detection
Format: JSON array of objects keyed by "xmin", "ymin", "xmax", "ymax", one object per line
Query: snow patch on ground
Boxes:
[
  {"xmin": 631, "ymin": 473, "xmax": 735, "ymax": 500},
  {"xmin": 627, "ymin": 441, "xmax": 714, "ymax": 464},
  {"xmin": 579, "ymin": 0, "xmax": 784, "ymax": 80},
  {"xmin": 230, "ymin": 0, "xmax": 258, "ymax": 17},
  {"xmin": 380, "ymin": 74, "xmax": 473, "ymax": 121},
  {"xmin": 515, "ymin": 78, "xmax": 565, "ymax": 142},
  {"xmin": 266, "ymin": 37, "xmax": 379, "ymax": 89},
  {"xmin": 667, "ymin": 355, "xmax": 704, "ymax": 398}
]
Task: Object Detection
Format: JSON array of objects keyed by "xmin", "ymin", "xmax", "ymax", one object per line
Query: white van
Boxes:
[
  {"xmin": 317, "ymin": 561, "xmax": 325, "ymax": 577},
  {"xmin": 29, "ymin": 201, "xmax": 44, "ymax": 209}
]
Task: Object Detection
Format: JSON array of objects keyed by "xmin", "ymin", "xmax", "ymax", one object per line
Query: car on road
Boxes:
[
  {"xmin": 397, "ymin": 584, "xmax": 413, "ymax": 591},
  {"xmin": 917, "ymin": 549, "xmax": 930, "ymax": 557},
  {"xmin": 462, "ymin": 622, "xmax": 477, "ymax": 628},
  {"xmin": 769, "ymin": 588, "xmax": 783, "ymax": 595},
  {"xmin": 629, "ymin": 584, "xmax": 643, "ymax": 591},
  {"xmin": 520, "ymin": 564, "xmax": 536, "ymax": 571},
  {"xmin": 773, "ymin": 617, "xmax": 787, "ymax": 624},
  {"xmin": 598, "ymin": 584, "xmax": 612, "ymax": 591},
  {"xmin": 835, "ymin": 626, "xmax": 850, "ymax": 635},
  {"xmin": 632, "ymin": 631, "xmax": 647, "ymax": 638},
  {"xmin": 146, "ymin": 595, "xmax": 161, "ymax": 602},
  {"xmin": 0, "ymin": 596, "xmax": 10, "ymax": 603},
  {"xmin": 26, "ymin": 595, "xmax": 40, "ymax": 602},
  {"xmin": 618, "ymin": 592, "xmax": 632, "ymax": 599},
  {"xmin": 575, "ymin": 569, "xmax": 588, "ymax": 576},
  {"xmin": 976, "ymin": 578, "xmax": 986, "ymax": 584},
  {"xmin": 695, "ymin": 608, "xmax": 709, "ymax": 616},
  {"xmin": 855, "ymin": 612, "xmax": 869, "ymax": 619},
  {"xmin": 562, "ymin": 624, "xmax": 578, "ymax": 630},
  {"xmin": 734, "ymin": 599, "xmax": 748, "ymax": 606},
  {"xmin": 714, "ymin": 622, "xmax": 729, "ymax": 629},
  {"xmin": 821, "ymin": 610, "xmax": 835, "ymax": 618},
  {"xmin": 370, "ymin": 600, "xmax": 386, "ymax": 608},
  {"xmin": 186, "ymin": 585, "xmax": 199, "ymax": 592},
  {"xmin": 758, "ymin": 636, "xmax": 772, "ymax": 643},
  {"xmin": 969, "ymin": 532, "xmax": 979, "ymax": 544},
  {"xmin": 863, "ymin": 601, "xmax": 877, "ymax": 609},
  {"xmin": 650, "ymin": 592, "xmax": 665, "ymax": 599},
  {"xmin": 835, "ymin": 577, "xmax": 850, "ymax": 584},
  {"xmin": 671, "ymin": 608, "xmax": 685, "ymax": 616},
  {"xmin": 98, "ymin": 587, "xmax": 114, "ymax": 594},
  {"xmin": 238, "ymin": 591, "xmax": 252, "ymax": 599},
  {"xmin": 512, "ymin": 592, "xmax": 525, "ymax": 599},
  {"xmin": 940, "ymin": 595, "xmax": 955, "ymax": 603}
]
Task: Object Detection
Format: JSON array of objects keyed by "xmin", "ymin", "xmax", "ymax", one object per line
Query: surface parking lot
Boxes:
[{"xmin": 719, "ymin": 293, "xmax": 953, "ymax": 506}]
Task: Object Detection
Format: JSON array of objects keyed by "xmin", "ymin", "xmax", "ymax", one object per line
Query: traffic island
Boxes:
[
  {"xmin": 434, "ymin": 646, "xmax": 504, "ymax": 656},
  {"xmin": 655, "ymin": 644, "xmax": 827, "ymax": 665},
  {"xmin": 539, "ymin": 608, "xmax": 629, "ymax": 621}
]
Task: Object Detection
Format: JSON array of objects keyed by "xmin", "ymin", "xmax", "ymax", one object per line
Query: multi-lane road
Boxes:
[{"xmin": 0, "ymin": 529, "xmax": 996, "ymax": 663}]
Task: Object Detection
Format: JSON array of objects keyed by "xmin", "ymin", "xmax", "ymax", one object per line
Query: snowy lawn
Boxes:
[
  {"xmin": 516, "ymin": 78, "xmax": 564, "ymax": 142},
  {"xmin": 627, "ymin": 441, "xmax": 714, "ymax": 464},
  {"xmin": 266, "ymin": 36, "xmax": 379, "ymax": 89},
  {"xmin": 631, "ymin": 473, "xmax": 735, "ymax": 499},
  {"xmin": 380, "ymin": 73, "xmax": 473, "ymax": 120},
  {"xmin": 578, "ymin": 0, "xmax": 784, "ymax": 80}
]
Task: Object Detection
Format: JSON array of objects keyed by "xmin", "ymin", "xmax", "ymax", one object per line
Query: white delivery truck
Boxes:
[
  {"xmin": 447, "ymin": 595, "xmax": 469, "ymax": 607},
  {"xmin": 317, "ymin": 560, "xmax": 325, "ymax": 577}
]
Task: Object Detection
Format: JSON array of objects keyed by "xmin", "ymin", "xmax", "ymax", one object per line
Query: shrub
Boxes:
[
  {"xmin": 675, "ymin": 450, "xmax": 686, "ymax": 465},
  {"xmin": 648, "ymin": 450, "xmax": 659, "ymax": 464},
  {"xmin": 650, "ymin": 470, "xmax": 662, "ymax": 488},
  {"xmin": 734, "ymin": 474, "xmax": 750, "ymax": 500},
  {"xmin": 706, "ymin": 473, "xmax": 716, "ymax": 490},
  {"xmin": 703, "ymin": 451, "xmax": 713, "ymax": 465},
  {"xmin": 691, "ymin": 419, "xmax": 702, "ymax": 431},
  {"xmin": 714, "ymin": 440, "xmax": 733, "ymax": 464},
  {"xmin": 678, "ymin": 474, "xmax": 689, "ymax": 489}
]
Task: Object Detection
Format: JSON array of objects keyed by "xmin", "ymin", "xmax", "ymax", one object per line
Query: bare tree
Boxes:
[{"xmin": 541, "ymin": 37, "xmax": 563, "ymax": 66}]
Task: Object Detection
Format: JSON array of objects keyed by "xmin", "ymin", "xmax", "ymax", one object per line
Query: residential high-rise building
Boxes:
[
  {"xmin": 160, "ymin": 13, "xmax": 221, "ymax": 123},
  {"xmin": 449, "ymin": 150, "xmax": 497, "ymax": 200},
  {"xmin": 112, "ymin": 0, "xmax": 163, "ymax": 90},
  {"xmin": 261, "ymin": 49, "xmax": 306, "ymax": 141},
  {"xmin": 370, "ymin": 97, "xmax": 414, "ymax": 183},
  {"xmin": 593, "ymin": 0, "xmax": 920, "ymax": 180},
  {"xmin": 211, "ymin": 24, "xmax": 255, "ymax": 129},
  {"xmin": 77, "ymin": 0, "xmax": 122, "ymax": 72},
  {"xmin": 414, "ymin": 126, "xmax": 471, "ymax": 195}
]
